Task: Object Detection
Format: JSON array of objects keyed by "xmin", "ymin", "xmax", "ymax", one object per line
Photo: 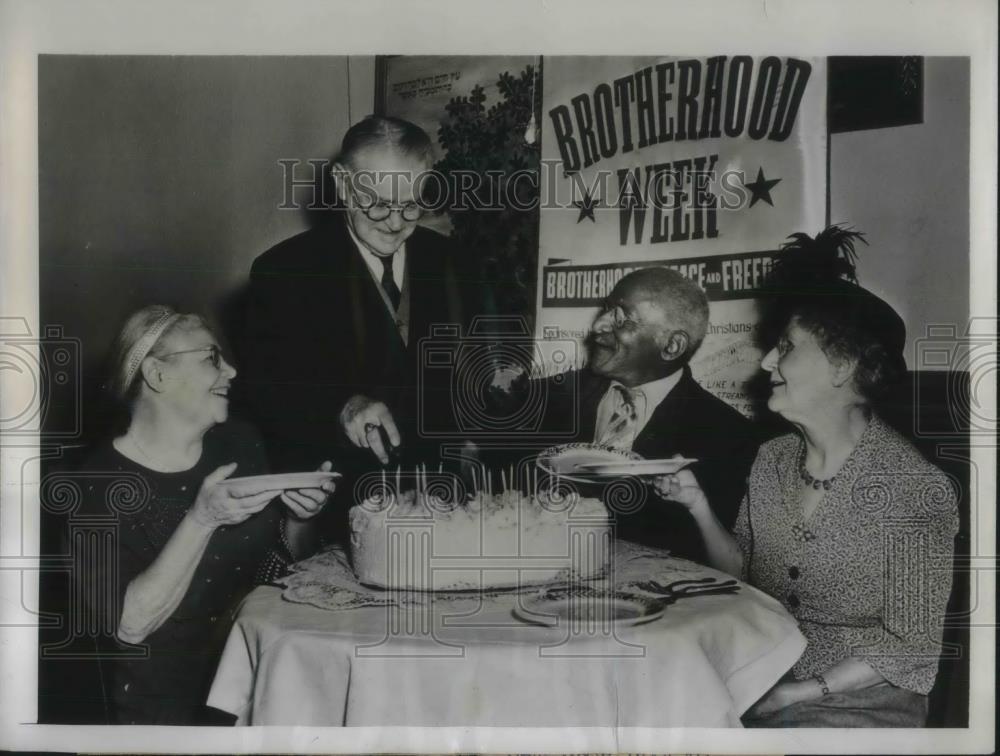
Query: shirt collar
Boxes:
[
  {"xmin": 611, "ymin": 369, "xmax": 683, "ymax": 410},
  {"xmin": 345, "ymin": 223, "xmax": 405, "ymax": 284}
]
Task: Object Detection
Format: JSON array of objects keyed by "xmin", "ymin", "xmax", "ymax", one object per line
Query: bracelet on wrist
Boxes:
[{"xmin": 814, "ymin": 673, "xmax": 831, "ymax": 696}]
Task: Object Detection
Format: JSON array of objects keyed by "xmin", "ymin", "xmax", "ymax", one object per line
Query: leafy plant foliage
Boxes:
[{"xmin": 434, "ymin": 65, "xmax": 541, "ymax": 326}]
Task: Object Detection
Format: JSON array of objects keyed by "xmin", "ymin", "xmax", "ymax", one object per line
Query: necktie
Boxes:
[
  {"xmin": 379, "ymin": 255, "xmax": 401, "ymax": 311},
  {"xmin": 599, "ymin": 385, "xmax": 638, "ymax": 450}
]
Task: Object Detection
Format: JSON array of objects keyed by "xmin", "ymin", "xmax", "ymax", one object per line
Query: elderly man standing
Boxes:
[
  {"xmin": 241, "ymin": 116, "xmax": 471, "ymax": 484},
  {"xmin": 539, "ymin": 267, "xmax": 758, "ymax": 562}
]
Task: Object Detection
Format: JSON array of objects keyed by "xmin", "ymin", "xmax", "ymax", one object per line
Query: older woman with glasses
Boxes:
[
  {"xmin": 77, "ymin": 305, "xmax": 336, "ymax": 725},
  {"xmin": 654, "ymin": 227, "xmax": 958, "ymax": 727}
]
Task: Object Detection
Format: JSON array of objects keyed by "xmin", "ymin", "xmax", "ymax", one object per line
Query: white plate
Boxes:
[
  {"xmin": 513, "ymin": 588, "xmax": 665, "ymax": 627},
  {"xmin": 221, "ymin": 471, "xmax": 341, "ymax": 496},
  {"xmin": 576, "ymin": 458, "xmax": 698, "ymax": 477},
  {"xmin": 536, "ymin": 443, "xmax": 642, "ymax": 483}
]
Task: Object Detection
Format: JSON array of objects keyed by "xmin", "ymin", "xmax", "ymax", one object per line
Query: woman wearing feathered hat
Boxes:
[{"xmin": 654, "ymin": 226, "xmax": 958, "ymax": 727}]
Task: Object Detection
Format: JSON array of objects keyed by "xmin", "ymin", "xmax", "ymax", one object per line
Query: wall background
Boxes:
[
  {"xmin": 39, "ymin": 55, "xmax": 375, "ymax": 441},
  {"xmin": 830, "ymin": 57, "xmax": 970, "ymax": 365}
]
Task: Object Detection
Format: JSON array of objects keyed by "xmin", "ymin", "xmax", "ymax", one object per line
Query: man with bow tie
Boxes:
[{"xmin": 542, "ymin": 267, "xmax": 758, "ymax": 562}]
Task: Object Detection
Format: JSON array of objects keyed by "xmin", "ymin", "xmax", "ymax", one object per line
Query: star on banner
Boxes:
[
  {"xmin": 744, "ymin": 167, "xmax": 781, "ymax": 208},
  {"xmin": 573, "ymin": 189, "xmax": 598, "ymax": 223}
]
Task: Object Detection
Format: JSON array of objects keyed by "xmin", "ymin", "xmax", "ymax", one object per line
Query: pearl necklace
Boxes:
[{"xmin": 797, "ymin": 445, "xmax": 839, "ymax": 491}]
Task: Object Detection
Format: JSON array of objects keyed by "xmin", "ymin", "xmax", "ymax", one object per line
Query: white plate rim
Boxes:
[
  {"xmin": 536, "ymin": 443, "xmax": 643, "ymax": 482},
  {"xmin": 576, "ymin": 458, "xmax": 698, "ymax": 476},
  {"xmin": 222, "ymin": 471, "xmax": 342, "ymax": 492},
  {"xmin": 512, "ymin": 589, "xmax": 665, "ymax": 627}
]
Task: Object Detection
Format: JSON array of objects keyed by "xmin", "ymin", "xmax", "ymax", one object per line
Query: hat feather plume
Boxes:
[{"xmin": 768, "ymin": 224, "xmax": 867, "ymax": 288}]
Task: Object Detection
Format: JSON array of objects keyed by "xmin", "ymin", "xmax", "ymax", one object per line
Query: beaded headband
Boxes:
[{"xmin": 122, "ymin": 311, "xmax": 181, "ymax": 394}]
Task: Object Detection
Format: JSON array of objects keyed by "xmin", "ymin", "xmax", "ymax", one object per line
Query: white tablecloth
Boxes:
[{"xmin": 208, "ymin": 545, "xmax": 805, "ymax": 727}]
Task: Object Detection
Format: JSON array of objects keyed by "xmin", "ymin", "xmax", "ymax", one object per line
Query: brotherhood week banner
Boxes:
[{"xmin": 535, "ymin": 56, "xmax": 828, "ymax": 417}]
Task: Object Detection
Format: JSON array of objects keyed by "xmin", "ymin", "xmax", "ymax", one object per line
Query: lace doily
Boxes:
[{"xmin": 278, "ymin": 542, "xmax": 720, "ymax": 613}]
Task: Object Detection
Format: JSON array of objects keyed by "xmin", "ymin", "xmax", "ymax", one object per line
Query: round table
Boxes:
[{"xmin": 207, "ymin": 542, "xmax": 805, "ymax": 727}]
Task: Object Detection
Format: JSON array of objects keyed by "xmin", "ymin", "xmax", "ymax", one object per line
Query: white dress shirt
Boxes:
[
  {"xmin": 594, "ymin": 370, "xmax": 683, "ymax": 450},
  {"xmin": 347, "ymin": 225, "xmax": 406, "ymax": 306}
]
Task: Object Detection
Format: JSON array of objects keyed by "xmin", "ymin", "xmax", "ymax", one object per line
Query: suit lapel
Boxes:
[
  {"xmin": 578, "ymin": 371, "xmax": 610, "ymax": 443},
  {"xmin": 335, "ymin": 217, "xmax": 407, "ymax": 354},
  {"xmin": 404, "ymin": 229, "xmax": 428, "ymax": 343},
  {"xmin": 405, "ymin": 227, "xmax": 452, "ymax": 342},
  {"xmin": 632, "ymin": 367, "xmax": 692, "ymax": 457}
]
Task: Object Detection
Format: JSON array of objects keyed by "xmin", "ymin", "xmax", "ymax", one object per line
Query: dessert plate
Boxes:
[
  {"xmin": 222, "ymin": 471, "xmax": 341, "ymax": 496},
  {"xmin": 513, "ymin": 587, "xmax": 665, "ymax": 627},
  {"xmin": 576, "ymin": 457, "xmax": 698, "ymax": 477},
  {"xmin": 536, "ymin": 443, "xmax": 642, "ymax": 483}
]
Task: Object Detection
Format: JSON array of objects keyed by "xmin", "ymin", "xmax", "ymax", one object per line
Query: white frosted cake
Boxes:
[{"xmin": 349, "ymin": 489, "xmax": 611, "ymax": 591}]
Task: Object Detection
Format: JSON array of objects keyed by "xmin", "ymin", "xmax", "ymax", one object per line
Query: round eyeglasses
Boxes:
[
  {"xmin": 599, "ymin": 300, "xmax": 639, "ymax": 331},
  {"xmin": 355, "ymin": 198, "xmax": 424, "ymax": 222},
  {"xmin": 158, "ymin": 345, "xmax": 224, "ymax": 369}
]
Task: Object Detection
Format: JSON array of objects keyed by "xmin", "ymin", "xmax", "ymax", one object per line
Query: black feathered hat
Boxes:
[{"xmin": 762, "ymin": 224, "xmax": 907, "ymax": 360}]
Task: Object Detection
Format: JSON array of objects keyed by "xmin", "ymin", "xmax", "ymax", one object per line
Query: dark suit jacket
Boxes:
[
  {"xmin": 539, "ymin": 366, "xmax": 759, "ymax": 563},
  {"xmin": 239, "ymin": 215, "xmax": 474, "ymax": 475}
]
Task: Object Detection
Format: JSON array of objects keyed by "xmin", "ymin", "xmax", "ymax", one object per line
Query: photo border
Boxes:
[{"xmin": 1, "ymin": 0, "xmax": 995, "ymax": 753}]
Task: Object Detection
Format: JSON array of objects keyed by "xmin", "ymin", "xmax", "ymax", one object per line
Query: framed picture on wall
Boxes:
[
  {"xmin": 829, "ymin": 56, "xmax": 924, "ymax": 132},
  {"xmin": 375, "ymin": 54, "xmax": 543, "ymax": 322},
  {"xmin": 376, "ymin": 54, "xmax": 540, "ymax": 163}
]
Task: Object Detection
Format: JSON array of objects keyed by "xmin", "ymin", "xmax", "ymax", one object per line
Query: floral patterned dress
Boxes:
[{"xmin": 734, "ymin": 414, "xmax": 958, "ymax": 695}]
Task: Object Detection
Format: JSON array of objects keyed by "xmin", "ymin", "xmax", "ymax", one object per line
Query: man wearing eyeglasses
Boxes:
[{"xmin": 241, "ymin": 116, "xmax": 471, "ymax": 497}]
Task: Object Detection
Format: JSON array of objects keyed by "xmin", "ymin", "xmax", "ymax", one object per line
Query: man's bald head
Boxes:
[
  {"xmin": 618, "ymin": 268, "xmax": 709, "ymax": 357},
  {"xmin": 588, "ymin": 267, "xmax": 710, "ymax": 386}
]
